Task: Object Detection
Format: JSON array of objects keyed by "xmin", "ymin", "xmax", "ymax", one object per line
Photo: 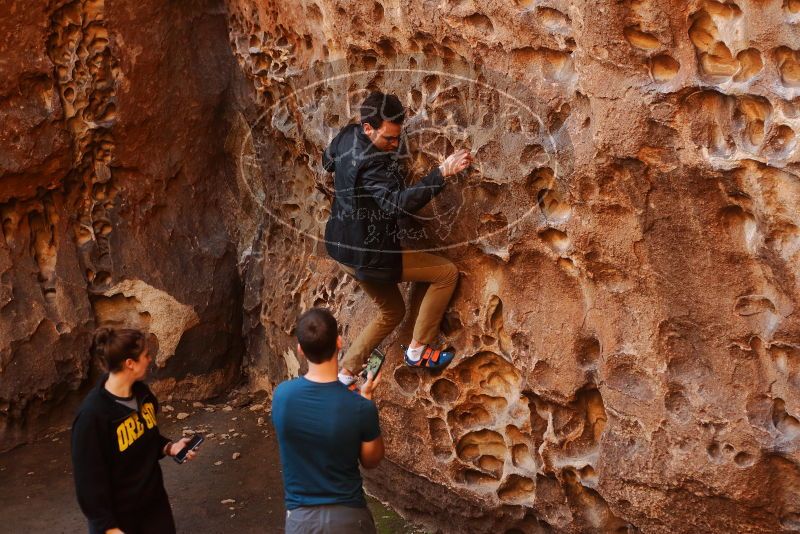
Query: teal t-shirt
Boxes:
[{"xmin": 271, "ymin": 376, "xmax": 381, "ymax": 509}]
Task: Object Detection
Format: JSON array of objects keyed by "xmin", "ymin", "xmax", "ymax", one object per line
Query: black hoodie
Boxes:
[
  {"xmin": 322, "ymin": 123, "xmax": 446, "ymax": 282},
  {"xmin": 71, "ymin": 374, "xmax": 172, "ymax": 533}
]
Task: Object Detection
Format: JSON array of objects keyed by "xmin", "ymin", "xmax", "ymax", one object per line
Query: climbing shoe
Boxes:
[
  {"xmin": 338, "ymin": 372, "xmax": 360, "ymax": 392},
  {"xmin": 402, "ymin": 344, "xmax": 455, "ymax": 370}
]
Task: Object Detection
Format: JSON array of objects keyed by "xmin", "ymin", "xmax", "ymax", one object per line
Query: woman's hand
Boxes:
[
  {"xmin": 168, "ymin": 437, "xmax": 199, "ymax": 462},
  {"xmin": 105, "ymin": 529, "xmax": 125, "ymax": 534},
  {"xmin": 439, "ymin": 149, "xmax": 473, "ymax": 177}
]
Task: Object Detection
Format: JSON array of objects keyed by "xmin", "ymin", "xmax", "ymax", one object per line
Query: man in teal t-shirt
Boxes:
[{"xmin": 272, "ymin": 308, "xmax": 383, "ymax": 533}]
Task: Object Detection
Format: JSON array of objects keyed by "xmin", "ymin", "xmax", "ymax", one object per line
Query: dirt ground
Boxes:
[{"xmin": 0, "ymin": 394, "xmax": 426, "ymax": 534}]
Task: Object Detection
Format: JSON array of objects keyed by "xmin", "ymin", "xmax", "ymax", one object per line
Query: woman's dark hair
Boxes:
[
  {"xmin": 91, "ymin": 327, "xmax": 146, "ymax": 373},
  {"xmin": 295, "ymin": 308, "xmax": 339, "ymax": 364},
  {"xmin": 360, "ymin": 92, "xmax": 405, "ymax": 128}
]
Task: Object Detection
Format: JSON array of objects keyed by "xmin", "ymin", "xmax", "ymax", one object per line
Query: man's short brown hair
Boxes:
[
  {"xmin": 295, "ymin": 308, "xmax": 338, "ymax": 363},
  {"xmin": 360, "ymin": 92, "xmax": 405, "ymax": 129}
]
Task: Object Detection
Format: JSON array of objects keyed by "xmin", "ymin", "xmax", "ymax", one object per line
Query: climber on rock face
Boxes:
[{"xmin": 322, "ymin": 91, "xmax": 473, "ymax": 387}]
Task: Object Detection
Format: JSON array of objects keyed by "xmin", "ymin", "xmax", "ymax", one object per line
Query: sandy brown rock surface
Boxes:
[
  {"xmin": 0, "ymin": 0, "xmax": 246, "ymax": 449},
  {"xmin": 1, "ymin": 0, "xmax": 800, "ymax": 532},
  {"xmin": 224, "ymin": 0, "xmax": 800, "ymax": 532}
]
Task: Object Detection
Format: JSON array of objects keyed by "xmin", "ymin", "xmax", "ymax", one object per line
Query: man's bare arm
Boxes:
[{"xmin": 360, "ymin": 435, "xmax": 385, "ymax": 469}]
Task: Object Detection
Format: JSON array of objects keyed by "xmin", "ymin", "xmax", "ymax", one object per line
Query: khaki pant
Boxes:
[{"xmin": 340, "ymin": 251, "xmax": 459, "ymax": 374}]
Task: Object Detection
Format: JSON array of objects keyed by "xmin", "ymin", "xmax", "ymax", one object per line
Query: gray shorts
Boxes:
[{"xmin": 285, "ymin": 504, "xmax": 377, "ymax": 534}]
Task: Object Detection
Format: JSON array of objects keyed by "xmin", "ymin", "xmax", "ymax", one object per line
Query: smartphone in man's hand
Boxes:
[{"xmin": 361, "ymin": 349, "xmax": 385, "ymax": 379}]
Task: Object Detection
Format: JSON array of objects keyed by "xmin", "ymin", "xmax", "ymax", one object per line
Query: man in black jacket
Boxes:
[{"xmin": 323, "ymin": 92, "xmax": 472, "ymax": 385}]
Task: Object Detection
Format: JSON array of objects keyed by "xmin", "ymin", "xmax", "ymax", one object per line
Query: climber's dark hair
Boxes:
[
  {"xmin": 295, "ymin": 308, "xmax": 339, "ymax": 364},
  {"xmin": 91, "ymin": 327, "xmax": 147, "ymax": 373},
  {"xmin": 360, "ymin": 92, "xmax": 405, "ymax": 128}
]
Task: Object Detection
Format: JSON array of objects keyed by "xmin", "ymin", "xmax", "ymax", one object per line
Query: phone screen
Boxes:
[
  {"xmin": 361, "ymin": 352, "xmax": 384, "ymax": 378},
  {"xmin": 174, "ymin": 433, "xmax": 204, "ymax": 464}
]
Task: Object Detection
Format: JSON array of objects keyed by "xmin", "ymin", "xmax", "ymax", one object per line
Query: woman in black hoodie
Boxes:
[{"xmin": 72, "ymin": 328, "xmax": 199, "ymax": 534}]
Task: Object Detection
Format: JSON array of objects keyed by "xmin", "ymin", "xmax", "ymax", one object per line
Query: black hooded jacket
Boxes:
[
  {"xmin": 71, "ymin": 375, "xmax": 171, "ymax": 532},
  {"xmin": 323, "ymin": 123, "xmax": 446, "ymax": 282}
]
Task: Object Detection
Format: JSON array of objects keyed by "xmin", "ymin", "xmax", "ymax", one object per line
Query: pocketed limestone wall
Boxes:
[
  {"xmin": 2, "ymin": 0, "xmax": 799, "ymax": 531},
  {"xmin": 0, "ymin": 0, "xmax": 247, "ymax": 450},
  {"xmin": 223, "ymin": 1, "xmax": 800, "ymax": 532}
]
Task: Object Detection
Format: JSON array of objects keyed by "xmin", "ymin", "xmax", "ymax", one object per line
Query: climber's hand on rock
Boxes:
[{"xmin": 439, "ymin": 149, "xmax": 473, "ymax": 177}]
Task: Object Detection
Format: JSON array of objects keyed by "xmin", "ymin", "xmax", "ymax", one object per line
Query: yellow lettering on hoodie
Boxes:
[
  {"xmin": 117, "ymin": 415, "xmax": 144, "ymax": 452},
  {"xmin": 116, "ymin": 408, "xmax": 156, "ymax": 452},
  {"xmin": 141, "ymin": 403, "xmax": 157, "ymax": 429},
  {"xmin": 117, "ymin": 423, "xmax": 130, "ymax": 452}
]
